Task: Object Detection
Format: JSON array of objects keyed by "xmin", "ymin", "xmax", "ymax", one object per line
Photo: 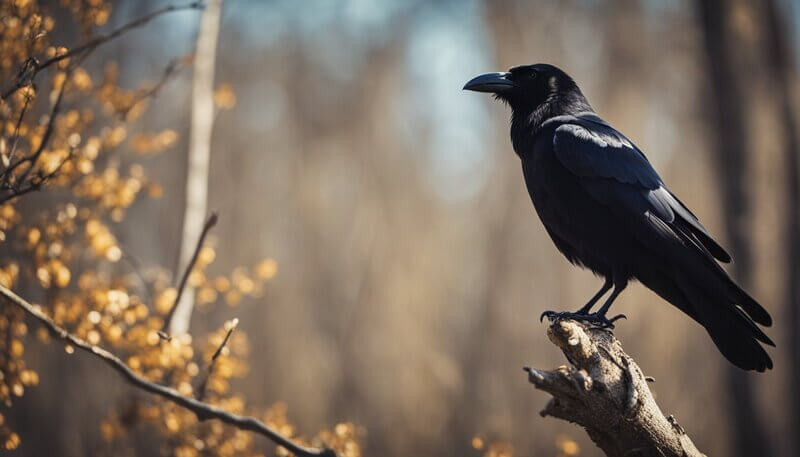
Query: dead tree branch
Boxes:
[
  {"xmin": 526, "ymin": 319, "xmax": 704, "ymax": 457},
  {"xmin": 0, "ymin": 284, "xmax": 336, "ymax": 457}
]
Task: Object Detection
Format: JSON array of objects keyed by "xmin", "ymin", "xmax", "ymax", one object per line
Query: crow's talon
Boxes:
[
  {"xmin": 539, "ymin": 310, "xmax": 623, "ymax": 329},
  {"xmin": 540, "ymin": 310, "xmax": 580, "ymax": 323},
  {"xmin": 608, "ymin": 313, "xmax": 627, "ymax": 324}
]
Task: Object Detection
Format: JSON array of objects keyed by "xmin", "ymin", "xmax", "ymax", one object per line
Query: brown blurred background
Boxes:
[{"xmin": 8, "ymin": 0, "xmax": 800, "ymax": 456}]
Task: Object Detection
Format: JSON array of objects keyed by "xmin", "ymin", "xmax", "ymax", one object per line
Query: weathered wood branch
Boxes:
[{"xmin": 526, "ymin": 319, "xmax": 704, "ymax": 457}]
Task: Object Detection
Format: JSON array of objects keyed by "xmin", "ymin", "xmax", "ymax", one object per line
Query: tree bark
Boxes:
[{"xmin": 527, "ymin": 319, "xmax": 704, "ymax": 457}]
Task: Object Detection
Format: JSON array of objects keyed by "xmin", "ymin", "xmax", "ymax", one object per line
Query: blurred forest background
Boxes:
[{"xmin": 3, "ymin": 0, "xmax": 800, "ymax": 456}]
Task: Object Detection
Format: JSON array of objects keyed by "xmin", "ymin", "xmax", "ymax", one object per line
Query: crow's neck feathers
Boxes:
[{"xmin": 509, "ymin": 86, "xmax": 592, "ymax": 156}]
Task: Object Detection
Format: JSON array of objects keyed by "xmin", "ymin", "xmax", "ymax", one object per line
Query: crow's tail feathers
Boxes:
[
  {"xmin": 727, "ymin": 280, "xmax": 772, "ymax": 326},
  {"xmin": 676, "ymin": 273, "xmax": 774, "ymax": 372},
  {"xmin": 671, "ymin": 217, "xmax": 772, "ymax": 327}
]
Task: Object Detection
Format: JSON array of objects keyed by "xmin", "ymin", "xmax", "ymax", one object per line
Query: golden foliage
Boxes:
[
  {"xmin": 470, "ymin": 437, "xmax": 514, "ymax": 457},
  {"xmin": 213, "ymin": 83, "xmax": 237, "ymax": 110},
  {"xmin": 0, "ymin": 1, "xmax": 362, "ymax": 456},
  {"xmin": 555, "ymin": 434, "xmax": 581, "ymax": 457}
]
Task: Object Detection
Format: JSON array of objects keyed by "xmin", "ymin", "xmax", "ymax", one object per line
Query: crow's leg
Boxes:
[
  {"xmin": 540, "ymin": 278, "xmax": 611, "ymax": 322},
  {"xmin": 584, "ymin": 279, "xmax": 628, "ymax": 327},
  {"xmin": 541, "ymin": 279, "xmax": 627, "ymax": 329},
  {"xmin": 574, "ymin": 277, "xmax": 613, "ymax": 314}
]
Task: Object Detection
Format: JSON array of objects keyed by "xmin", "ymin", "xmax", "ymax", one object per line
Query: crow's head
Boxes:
[{"xmin": 463, "ymin": 63, "xmax": 590, "ymax": 120}]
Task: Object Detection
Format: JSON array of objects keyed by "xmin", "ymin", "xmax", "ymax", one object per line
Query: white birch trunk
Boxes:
[{"xmin": 170, "ymin": 0, "xmax": 223, "ymax": 335}]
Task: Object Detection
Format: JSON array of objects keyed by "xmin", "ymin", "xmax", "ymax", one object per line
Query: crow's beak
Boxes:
[{"xmin": 463, "ymin": 72, "xmax": 514, "ymax": 93}]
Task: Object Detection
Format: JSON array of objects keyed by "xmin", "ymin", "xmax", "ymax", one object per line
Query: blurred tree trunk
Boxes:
[
  {"xmin": 694, "ymin": 1, "xmax": 773, "ymax": 456},
  {"xmin": 758, "ymin": 0, "xmax": 800, "ymax": 454},
  {"xmin": 171, "ymin": 0, "xmax": 223, "ymax": 335}
]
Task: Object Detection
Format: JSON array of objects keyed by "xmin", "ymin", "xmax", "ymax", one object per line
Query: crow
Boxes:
[{"xmin": 464, "ymin": 63, "xmax": 774, "ymax": 371}]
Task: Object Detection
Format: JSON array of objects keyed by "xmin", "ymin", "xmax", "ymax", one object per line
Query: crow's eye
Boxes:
[{"xmin": 529, "ymin": 71, "xmax": 538, "ymax": 79}]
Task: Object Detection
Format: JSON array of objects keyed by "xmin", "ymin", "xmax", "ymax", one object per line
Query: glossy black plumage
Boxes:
[{"xmin": 464, "ymin": 63, "xmax": 774, "ymax": 371}]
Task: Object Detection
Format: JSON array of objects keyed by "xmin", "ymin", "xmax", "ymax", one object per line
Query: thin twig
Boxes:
[
  {"xmin": 0, "ymin": 2, "xmax": 205, "ymax": 101},
  {"xmin": 117, "ymin": 241, "xmax": 155, "ymax": 305},
  {"xmin": 117, "ymin": 57, "xmax": 187, "ymax": 120},
  {"xmin": 4, "ymin": 91, "xmax": 32, "ymax": 166},
  {"xmin": 3, "ymin": 75, "xmax": 68, "ymax": 185},
  {"xmin": 0, "ymin": 78, "xmax": 70, "ymax": 204},
  {"xmin": 0, "ymin": 284, "xmax": 336, "ymax": 457},
  {"xmin": 162, "ymin": 212, "xmax": 218, "ymax": 331},
  {"xmin": 22, "ymin": 146, "xmax": 75, "ymax": 189},
  {"xmin": 0, "ymin": 147, "xmax": 76, "ymax": 204},
  {"xmin": 196, "ymin": 318, "xmax": 238, "ymax": 402}
]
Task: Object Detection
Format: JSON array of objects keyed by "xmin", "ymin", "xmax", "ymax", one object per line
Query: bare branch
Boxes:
[
  {"xmin": 112, "ymin": 238, "xmax": 156, "ymax": 305},
  {"xmin": 162, "ymin": 212, "xmax": 218, "ymax": 331},
  {"xmin": 196, "ymin": 318, "xmax": 238, "ymax": 402},
  {"xmin": 3, "ymin": 90, "xmax": 32, "ymax": 166},
  {"xmin": 4, "ymin": 146, "xmax": 76, "ymax": 202},
  {"xmin": 117, "ymin": 57, "xmax": 187, "ymax": 120},
  {"xmin": 527, "ymin": 319, "xmax": 705, "ymax": 457},
  {"xmin": 0, "ymin": 75, "xmax": 70, "ymax": 203},
  {"xmin": 0, "ymin": 2, "xmax": 204, "ymax": 101},
  {"xmin": 0, "ymin": 284, "xmax": 336, "ymax": 457},
  {"xmin": 5, "ymin": 78, "xmax": 67, "ymax": 180}
]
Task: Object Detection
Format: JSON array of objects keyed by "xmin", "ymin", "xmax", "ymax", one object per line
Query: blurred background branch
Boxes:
[
  {"xmin": 0, "ymin": 284, "xmax": 336, "ymax": 457},
  {"xmin": 162, "ymin": 212, "xmax": 218, "ymax": 332}
]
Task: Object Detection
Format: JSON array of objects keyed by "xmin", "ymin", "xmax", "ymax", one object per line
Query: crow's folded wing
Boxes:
[
  {"xmin": 550, "ymin": 115, "xmax": 772, "ymax": 327},
  {"xmin": 550, "ymin": 114, "xmax": 731, "ymax": 263}
]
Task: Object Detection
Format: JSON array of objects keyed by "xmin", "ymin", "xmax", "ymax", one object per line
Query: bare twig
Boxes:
[
  {"xmin": 116, "ymin": 239, "xmax": 155, "ymax": 305},
  {"xmin": 10, "ymin": 146, "xmax": 75, "ymax": 196},
  {"xmin": 526, "ymin": 318, "xmax": 705, "ymax": 457},
  {"xmin": 162, "ymin": 212, "xmax": 218, "ymax": 331},
  {"xmin": 0, "ymin": 76, "xmax": 70, "ymax": 203},
  {"xmin": 3, "ymin": 78, "xmax": 67, "ymax": 181},
  {"xmin": 196, "ymin": 318, "xmax": 238, "ymax": 402},
  {"xmin": 117, "ymin": 57, "xmax": 187, "ymax": 120},
  {"xmin": 0, "ymin": 2, "xmax": 204, "ymax": 101},
  {"xmin": 3, "ymin": 91, "xmax": 32, "ymax": 166},
  {"xmin": 0, "ymin": 284, "xmax": 336, "ymax": 457}
]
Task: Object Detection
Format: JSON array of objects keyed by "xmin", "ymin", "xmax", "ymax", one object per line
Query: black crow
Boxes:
[{"xmin": 464, "ymin": 63, "xmax": 774, "ymax": 371}]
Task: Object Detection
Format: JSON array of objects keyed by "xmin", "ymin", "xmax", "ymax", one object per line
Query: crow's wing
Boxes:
[
  {"xmin": 547, "ymin": 113, "xmax": 731, "ymax": 262},
  {"xmin": 549, "ymin": 114, "xmax": 771, "ymax": 328}
]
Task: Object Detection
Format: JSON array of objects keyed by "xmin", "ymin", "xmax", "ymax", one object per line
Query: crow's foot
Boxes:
[{"xmin": 540, "ymin": 310, "xmax": 626, "ymax": 329}]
